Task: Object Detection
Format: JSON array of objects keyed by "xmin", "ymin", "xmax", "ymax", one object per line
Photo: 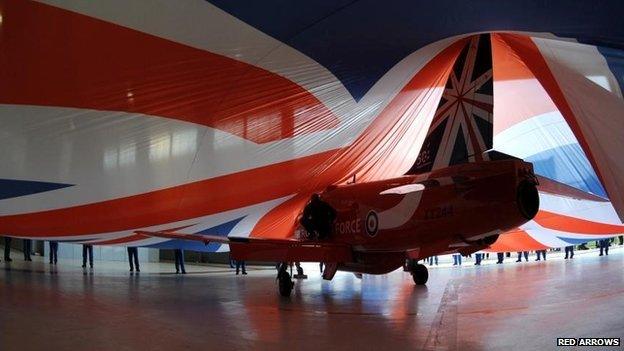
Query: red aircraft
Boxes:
[{"xmin": 138, "ymin": 34, "xmax": 591, "ymax": 297}]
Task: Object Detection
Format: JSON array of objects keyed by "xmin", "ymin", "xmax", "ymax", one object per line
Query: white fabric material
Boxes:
[
  {"xmin": 533, "ymin": 37, "xmax": 623, "ymax": 98},
  {"xmin": 537, "ymin": 45, "xmax": 624, "ymax": 222}
]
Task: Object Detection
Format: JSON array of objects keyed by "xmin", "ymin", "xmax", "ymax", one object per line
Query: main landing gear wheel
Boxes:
[
  {"xmin": 411, "ymin": 263, "xmax": 428, "ymax": 285},
  {"xmin": 277, "ymin": 263, "xmax": 294, "ymax": 297}
]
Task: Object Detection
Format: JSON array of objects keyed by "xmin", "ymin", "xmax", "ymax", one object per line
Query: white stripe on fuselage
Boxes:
[{"xmin": 378, "ymin": 190, "xmax": 424, "ymax": 230}]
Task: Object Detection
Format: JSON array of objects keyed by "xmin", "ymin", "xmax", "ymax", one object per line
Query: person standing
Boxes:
[
  {"xmin": 474, "ymin": 253, "xmax": 482, "ymax": 266},
  {"xmin": 452, "ymin": 254, "xmax": 462, "ymax": 266},
  {"xmin": 127, "ymin": 247, "xmax": 140, "ymax": 272},
  {"xmin": 23, "ymin": 239, "xmax": 32, "ymax": 261},
  {"xmin": 564, "ymin": 246, "xmax": 574, "ymax": 259},
  {"xmin": 496, "ymin": 252, "xmax": 504, "ymax": 264},
  {"xmin": 516, "ymin": 251, "xmax": 528, "ymax": 262},
  {"xmin": 319, "ymin": 262, "xmax": 324, "ymax": 273},
  {"xmin": 49, "ymin": 241, "xmax": 58, "ymax": 264},
  {"xmin": 82, "ymin": 244, "xmax": 94, "ymax": 268},
  {"xmin": 618, "ymin": 235, "xmax": 623, "ymax": 246},
  {"xmin": 535, "ymin": 250, "xmax": 547, "ymax": 261},
  {"xmin": 4, "ymin": 236, "xmax": 12, "ymax": 262},
  {"xmin": 599, "ymin": 239, "xmax": 610, "ymax": 256},
  {"xmin": 428, "ymin": 256, "xmax": 438, "ymax": 266},
  {"xmin": 236, "ymin": 260, "xmax": 247, "ymax": 275},
  {"xmin": 174, "ymin": 249, "xmax": 186, "ymax": 274}
]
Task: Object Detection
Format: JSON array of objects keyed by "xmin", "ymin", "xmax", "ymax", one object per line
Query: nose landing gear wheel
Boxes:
[
  {"xmin": 278, "ymin": 275, "xmax": 294, "ymax": 297},
  {"xmin": 277, "ymin": 263, "xmax": 294, "ymax": 297},
  {"xmin": 411, "ymin": 263, "xmax": 428, "ymax": 285}
]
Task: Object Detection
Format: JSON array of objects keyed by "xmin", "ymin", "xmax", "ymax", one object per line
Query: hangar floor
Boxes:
[{"xmin": 1, "ymin": 248, "xmax": 623, "ymax": 351}]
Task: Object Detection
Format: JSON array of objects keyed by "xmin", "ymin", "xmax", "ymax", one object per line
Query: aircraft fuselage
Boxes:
[{"xmin": 313, "ymin": 158, "xmax": 538, "ymax": 255}]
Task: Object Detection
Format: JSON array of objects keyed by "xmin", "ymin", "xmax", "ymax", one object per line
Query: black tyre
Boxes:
[
  {"xmin": 411, "ymin": 263, "xmax": 428, "ymax": 285},
  {"xmin": 278, "ymin": 275, "xmax": 293, "ymax": 297}
]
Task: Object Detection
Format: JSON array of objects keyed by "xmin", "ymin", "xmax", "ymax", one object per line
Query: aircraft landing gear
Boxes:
[
  {"xmin": 408, "ymin": 259, "xmax": 428, "ymax": 285},
  {"xmin": 277, "ymin": 262, "xmax": 294, "ymax": 297},
  {"xmin": 293, "ymin": 262, "xmax": 308, "ymax": 279}
]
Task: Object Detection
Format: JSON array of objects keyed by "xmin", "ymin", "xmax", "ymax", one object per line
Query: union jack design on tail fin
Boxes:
[{"xmin": 407, "ymin": 34, "xmax": 493, "ymax": 175}]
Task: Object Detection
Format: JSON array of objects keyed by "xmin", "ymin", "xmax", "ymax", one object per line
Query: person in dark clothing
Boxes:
[
  {"xmin": 49, "ymin": 241, "xmax": 58, "ymax": 264},
  {"xmin": 127, "ymin": 247, "xmax": 139, "ymax": 272},
  {"xmin": 4, "ymin": 236, "xmax": 12, "ymax": 262},
  {"xmin": 23, "ymin": 239, "xmax": 32, "ymax": 261},
  {"xmin": 564, "ymin": 245, "xmax": 574, "ymax": 259},
  {"xmin": 599, "ymin": 239, "xmax": 610, "ymax": 256},
  {"xmin": 474, "ymin": 253, "xmax": 482, "ymax": 265},
  {"xmin": 618, "ymin": 235, "xmax": 623, "ymax": 245},
  {"xmin": 82, "ymin": 244, "xmax": 94, "ymax": 268},
  {"xmin": 301, "ymin": 194, "xmax": 337, "ymax": 239},
  {"xmin": 516, "ymin": 251, "xmax": 528, "ymax": 262},
  {"xmin": 174, "ymin": 249, "xmax": 186, "ymax": 274},
  {"xmin": 535, "ymin": 249, "xmax": 547, "ymax": 261},
  {"xmin": 319, "ymin": 262, "xmax": 324, "ymax": 273},
  {"xmin": 452, "ymin": 254, "xmax": 462, "ymax": 266},
  {"xmin": 236, "ymin": 260, "xmax": 247, "ymax": 275},
  {"xmin": 496, "ymin": 252, "xmax": 504, "ymax": 264}
]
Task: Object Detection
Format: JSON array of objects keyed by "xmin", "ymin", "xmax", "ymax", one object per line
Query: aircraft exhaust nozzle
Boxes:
[{"xmin": 517, "ymin": 180, "xmax": 539, "ymax": 220}]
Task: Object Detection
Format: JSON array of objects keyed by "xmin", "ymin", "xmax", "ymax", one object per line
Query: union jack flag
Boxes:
[{"xmin": 408, "ymin": 34, "xmax": 493, "ymax": 174}]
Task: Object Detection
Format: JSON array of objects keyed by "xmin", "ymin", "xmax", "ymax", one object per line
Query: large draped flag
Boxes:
[{"xmin": 1, "ymin": 0, "xmax": 623, "ymax": 251}]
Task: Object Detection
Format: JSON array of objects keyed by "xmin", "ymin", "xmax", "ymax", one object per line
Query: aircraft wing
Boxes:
[
  {"xmin": 136, "ymin": 230, "xmax": 352, "ymax": 262},
  {"xmin": 536, "ymin": 175, "xmax": 608, "ymax": 202},
  {"xmin": 135, "ymin": 230, "xmax": 229, "ymax": 245}
]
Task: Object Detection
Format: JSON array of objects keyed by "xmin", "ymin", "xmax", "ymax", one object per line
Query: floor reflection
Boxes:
[{"xmin": 1, "ymin": 249, "xmax": 623, "ymax": 350}]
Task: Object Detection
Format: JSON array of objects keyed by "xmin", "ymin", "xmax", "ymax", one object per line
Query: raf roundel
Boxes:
[{"xmin": 365, "ymin": 211, "xmax": 379, "ymax": 237}]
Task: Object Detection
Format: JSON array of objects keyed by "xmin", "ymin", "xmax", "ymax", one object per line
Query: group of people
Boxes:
[
  {"xmin": 1, "ymin": 237, "xmax": 250, "ymax": 276},
  {"xmin": 427, "ymin": 238, "xmax": 622, "ymax": 267},
  {"xmin": 3, "ymin": 234, "xmax": 623, "ymax": 273},
  {"xmin": 3, "ymin": 237, "xmax": 59, "ymax": 264},
  {"xmin": 2, "ymin": 238, "xmax": 186, "ymax": 275}
]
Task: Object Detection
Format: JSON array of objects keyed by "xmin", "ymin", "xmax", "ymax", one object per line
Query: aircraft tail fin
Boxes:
[{"xmin": 406, "ymin": 34, "xmax": 493, "ymax": 175}]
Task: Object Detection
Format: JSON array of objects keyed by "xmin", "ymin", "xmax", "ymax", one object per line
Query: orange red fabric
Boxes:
[
  {"xmin": 0, "ymin": 0, "xmax": 338, "ymax": 143},
  {"xmin": 491, "ymin": 34, "xmax": 558, "ymax": 134},
  {"xmin": 488, "ymin": 229, "xmax": 548, "ymax": 252},
  {"xmin": 251, "ymin": 39, "xmax": 468, "ymax": 238},
  {"xmin": 534, "ymin": 210, "xmax": 624, "ymax": 234},
  {"xmin": 0, "ymin": 150, "xmax": 338, "ymax": 236}
]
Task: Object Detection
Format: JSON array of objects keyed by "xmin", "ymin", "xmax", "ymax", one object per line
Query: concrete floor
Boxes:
[{"xmin": 1, "ymin": 248, "xmax": 623, "ymax": 351}]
